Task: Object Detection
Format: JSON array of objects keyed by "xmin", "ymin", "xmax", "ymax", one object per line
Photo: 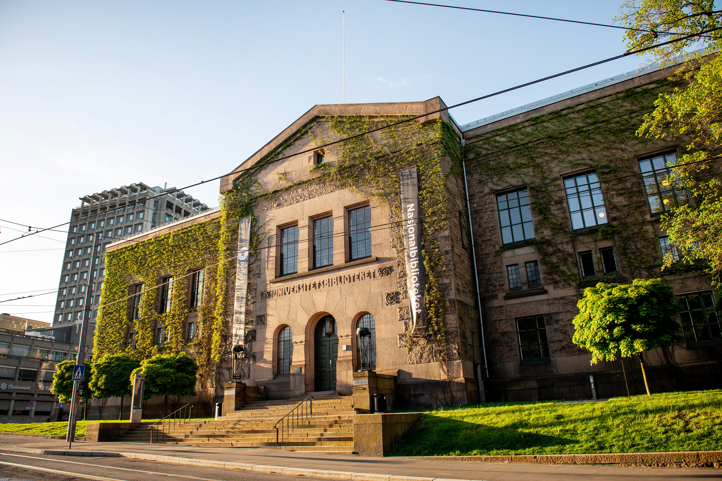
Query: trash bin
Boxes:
[
  {"xmin": 373, "ymin": 394, "xmax": 387, "ymax": 413},
  {"xmin": 215, "ymin": 403, "xmax": 222, "ymax": 420}
]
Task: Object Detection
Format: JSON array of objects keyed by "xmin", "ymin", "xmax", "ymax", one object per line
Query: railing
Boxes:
[
  {"xmin": 274, "ymin": 396, "xmax": 313, "ymax": 445},
  {"xmin": 148, "ymin": 403, "xmax": 193, "ymax": 443}
]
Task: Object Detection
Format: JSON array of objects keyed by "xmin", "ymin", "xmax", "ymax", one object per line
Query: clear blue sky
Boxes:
[{"xmin": 0, "ymin": 0, "xmax": 658, "ymax": 322}]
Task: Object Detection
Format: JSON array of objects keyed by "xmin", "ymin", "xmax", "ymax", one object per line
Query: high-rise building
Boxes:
[{"xmin": 50, "ymin": 182, "xmax": 209, "ymax": 344}]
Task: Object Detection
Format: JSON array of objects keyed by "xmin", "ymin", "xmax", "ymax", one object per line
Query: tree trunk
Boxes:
[
  {"xmin": 621, "ymin": 357, "xmax": 630, "ymax": 397},
  {"xmin": 119, "ymin": 395, "xmax": 124, "ymax": 421},
  {"xmin": 640, "ymin": 356, "xmax": 651, "ymax": 396}
]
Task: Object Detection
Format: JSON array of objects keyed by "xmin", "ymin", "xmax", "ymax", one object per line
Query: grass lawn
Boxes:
[
  {"xmin": 391, "ymin": 390, "xmax": 722, "ymax": 456},
  {"xmin": 0, "ymin": 418, "xmax": 213, "ymax": 437}
]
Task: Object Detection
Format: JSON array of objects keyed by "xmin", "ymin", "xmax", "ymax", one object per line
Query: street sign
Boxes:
[
  {"xmin": 28, "ymin": 400, "xmax": 34, "ymax": 407},
  {"xmin": 72, "ymin": 365, "xmax": 85, "ymax": 382}
]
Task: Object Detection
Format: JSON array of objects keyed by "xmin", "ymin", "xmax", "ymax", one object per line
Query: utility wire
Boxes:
[
  {"xmin": 0, "ymin": 218, "xmax": 68, "ymax": 234},
  {"xmin": 384, "ymin": 0, "xmax": 720, "ymax": 38},
  {"xmin": 3, "ymin": 25, "xmax": 718, "ymax": 249},
  {"xmin": 0, "ymin": 224, "xmax": 67, "ymax": 244},
  {"xmin": 0, "ymin": 248, "xmax": 64, "ymax": 254}
]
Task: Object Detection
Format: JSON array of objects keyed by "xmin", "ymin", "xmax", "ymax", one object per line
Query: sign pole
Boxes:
[{"xmin": 66, "ymin": 233, "xmax": 100, "ymax": 448}]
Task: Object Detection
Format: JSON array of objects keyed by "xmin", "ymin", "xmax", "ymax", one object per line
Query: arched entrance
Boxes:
[{"xmin": 314, "ymin": 315, "xmax": 338, "ymax": 391}]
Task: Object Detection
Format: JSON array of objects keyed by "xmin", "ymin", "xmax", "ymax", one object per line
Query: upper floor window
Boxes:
[
  {"xmin": 189, "ymin": 270, "xmax": 205, "ymax": 308},
  {"xmin": 678, "ymin": 292, "xmax": 720, "ymax": 343},
  {"xmin": 138, "ymin": 212, "xmax": 145, "ymax": 219},
  {"xmin": 600, "ymin": 247, "xmax": 617, "ymax": 273},
  {"xmin": 579, "ymin": 251, "xmax": 596, "ymax": 278},
  {"xmin": 356, "ymin": 313, "xmax": 376, "ymax": 370},
  {"xmin": 516, "ymin": 315, "xmax": 549, "ymax": 361},
  {"xmin": 130, "ymin": 284, "xmax": 143, "ymax": 319},
  {"xmin": 279, "ymin": 225, "xmax": 299, "ymax": 276},
  {"xmin": 158, "ymin": 277, "xmax": 173, "ymax": 314},
  {"xmin": 313, "ymin": 216, "xmax": 334, "ymax": 268},
  {"xmin": 349, "ymin": 206, "xmax": 372, "ymax": 261},
  {"xmin": 497, "ymin": 189, "xmax": 534, "ymax": 245},
  {"xmin": 659, "ymin": 236, "xmax": 680, "ymax": 262},
  {"xmin": 99, "ymin": 220, "xmax": 105, "ymax": 228},
  {"xmin": 564, "ymin": 172, "xmax": 607, "ymax": 230},
  {"xmin": 314, "ymin": 151, "xmax": 325, "ymax": 165},
  {"xmin": 507, "ymin": 264, "xmax": 521, "ymax": 290},
  {"xmin": 525, "ymin": 261, "xmax": 541, "ymax": 288},
  {"xmin": 639, "ymin": 151, "xmax": 690, "ymax": 214}
]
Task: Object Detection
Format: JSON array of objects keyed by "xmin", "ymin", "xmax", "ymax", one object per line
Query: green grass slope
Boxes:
[{"xmin": 391, "ymin": 390, "xmax": 722, "ymax": 456}]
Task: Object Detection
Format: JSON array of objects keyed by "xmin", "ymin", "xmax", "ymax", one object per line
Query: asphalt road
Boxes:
[{"xmin": 0, "ymin": 451, "xmax": 321, "ymax": 481}]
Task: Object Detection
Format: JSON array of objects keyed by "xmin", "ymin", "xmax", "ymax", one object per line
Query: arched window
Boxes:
[
  {"xmin": 356, "ymin": 313, "xmax": 376, "ymax": 370},
  {"xmin": 277, "ymin": 326, "xmax": 293, "ymax": 375}
]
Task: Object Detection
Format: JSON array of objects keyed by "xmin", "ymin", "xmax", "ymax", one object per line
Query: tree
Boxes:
[
  {"xmin": 572, "ymin": 279, "xmax": 682, "ymax": 395},
  {"xmin": 618, "ymin": 1, "xmax": 722, "ymax": 288},
  {"xmin": 130, "ymin": 352, "xmax": 198, "ymax": 415},
  {"xmin": 52, "ymin": 360, "xmax": 93, "ymax": 403},
  {"xmin": 89, "ymin": 354, "xmax": 141, "ymax": 420}
]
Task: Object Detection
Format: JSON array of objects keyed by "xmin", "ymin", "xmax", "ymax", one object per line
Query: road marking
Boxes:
[
  {"xmin": 0, "ymin": 452, "xmax": 229, "ymax": 481},
  {"xmin": 0, "ymin": 460, "xmax": 126, "ymax": 481}
]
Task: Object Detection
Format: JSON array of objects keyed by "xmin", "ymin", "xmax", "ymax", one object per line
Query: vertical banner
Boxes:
[
  {"xmin": 232, "ymin": 217, "xmax": 252, "ymax": 348},
  {"xmin": 400, "ymin": 167, "xmax": 427, "ymax": 330}
]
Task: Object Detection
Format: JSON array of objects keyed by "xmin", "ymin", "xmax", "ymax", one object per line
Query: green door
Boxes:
[{"xmin": 315, "ymin": 317, "xmax": 338, "ymax": 391}]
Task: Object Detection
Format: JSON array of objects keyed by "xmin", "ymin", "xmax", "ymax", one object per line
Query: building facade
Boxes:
[
  {"xmin": 96, "ymin": 60, "xmax": 721, "ymax": 409},
  {"xmin": 51, "ymin": 183, "xmax": 209, "ymax": 347}
]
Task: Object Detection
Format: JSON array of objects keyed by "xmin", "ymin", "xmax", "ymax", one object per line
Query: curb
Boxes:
[
  {"xmin": 0, "ymin": 432, "xmax": 72, "ymax": 440},
  {"xmin": 421, "ymin": 451, "xmax": 722, "ymax": 468},
  {"xmin": 0, "ymin": 447, "xmax": 486, "ymax": 481}
]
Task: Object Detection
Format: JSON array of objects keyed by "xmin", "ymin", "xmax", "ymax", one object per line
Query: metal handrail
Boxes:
[
  {"xmin": 148, "ymin": 403, "xmax": 193, "ymax": 443},
  {"xmin": 274, "ymin": 396, "xmax": 313, "ymax": 445}
]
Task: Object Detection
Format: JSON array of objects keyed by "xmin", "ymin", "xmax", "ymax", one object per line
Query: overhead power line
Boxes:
[
  {"xmin": 384, "ymin": 0, "xmax": 719, "ymax": 38},
  {"xmin": 2, "ymin": 26, "xmax": 719, "ymax": 250},
  {"xmin": 0, "ymin": 224, "xmax": 67, "ymax": 244},
  {"xmin": 0, "ymin": 218, "xmax": 68, "ymax": 234}
]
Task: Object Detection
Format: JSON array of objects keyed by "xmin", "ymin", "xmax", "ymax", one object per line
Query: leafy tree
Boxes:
[
  {"xmin": 89, "ymin": 353, "xmax": 140, "ymax": 420},
  {"xmin": 51, "ymin": 360, "xmax": 93, "ymax": 403},
  {"xmin": 130, "ymin": 352, "xmax": 198, "ymax": 401},
  {"xmin": 618, "ymin": 1, "xmax": 722, "ymax": 288},
  {"xmin": 572, "ymin": 279, "xmax": 682, "ymax": 395}
]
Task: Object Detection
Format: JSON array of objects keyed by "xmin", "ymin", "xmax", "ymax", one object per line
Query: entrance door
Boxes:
[{"xmin": 315, "ymin": 316, "xmax": 338, "ymax": 391}]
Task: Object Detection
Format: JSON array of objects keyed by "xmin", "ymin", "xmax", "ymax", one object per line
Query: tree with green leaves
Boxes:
[
  {"xmin": 618, "ymin": 1, "xmax": 722, "ymax": 289},
  {"xmin": 130, "ymin": 352, "xmax": 198, "ymax": 415},
  {"xmin": 51, "ymin": 360, "xmax": 93, "ymax": 403},
  {"xmin": 572, "ymin": 279, "xmax": 682, "ymax": 395},
  {"xmin": 89, "ymin": 354, "xmax": 140, "ymax": 420}
]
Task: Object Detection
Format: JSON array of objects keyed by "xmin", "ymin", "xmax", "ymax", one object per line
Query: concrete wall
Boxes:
[{"xmin": 353, "ymin": 412, "xmax": 421, "ymax": 456}]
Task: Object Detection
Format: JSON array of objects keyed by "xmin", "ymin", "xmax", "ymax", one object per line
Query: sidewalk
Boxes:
[{"xmin": 0, "ymin": 435, "xmax": 717, "ymax": 481}]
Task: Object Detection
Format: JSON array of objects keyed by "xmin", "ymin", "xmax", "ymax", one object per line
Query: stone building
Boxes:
[{"xmin": 96, "ymin": 59, "xmax": 720, "ymax": 409}]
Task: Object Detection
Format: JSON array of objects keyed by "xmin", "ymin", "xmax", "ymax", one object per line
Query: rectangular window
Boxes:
[
  {"xmin": 564, "ymin": 172, "xmax": 608, "ymax": 230},
  {"xmin": 130, "ymin": 284, "xmax": 143, "ymax": 319},
  {"xmin": 134, "ymin": 224, "xmax": 142, "ymax": 232},
  {"xmin": 313, "ymin": 216, "xmax": 334, "ymax": 268},
  {"xmin": 69, "ymin": 299, "xmax": 74, "ymax": 308},
  {"xmin": 80, "ymin": 225, "xmax": 86, "ymax": 232},
  {"xmin": 138, "ymin": 212, "xmax": 144, "ymax": 219},
  {"xmin": 579, "ymin": 251, "xmax": 596, "ymax": 278},
  {"xmin": 99, "ymin": 220, "xmax": 105, "ymax": 227},
  {"xmin": 17, "ymin": 369, "xmax": 37, "ymax": 382},
  {"xmin": 497, "ymin": 188, "xmax": 534, "ymax": 244},
  {"xmin": 125, "ymin": 226, "xmax": 132, "ymax": 234},
  {"xmin": 74, "ymin": 261, "xmax": 80, "ymax": 269},
  {"xmin": 67, "ymin": 250, "xmax": 73, "ymax": 258},
  {"xmin": 128, "ymin": 213, "xmax": 134, "ymax": 221},
  {"xmin": 129, "ymin": 332, "xmax": 136, "ymax": 348},
  {"xmin": 115, "ymin": 228, "xmax": 122, "ymax": 236},
  {"xmin": 79, "ymin": 236, "xmax": 84, "ymax": 243},
  {"xmin": 117, "ymin": 216, "xmax": 124, "ymax": 223},
  {"xmin": 52, "ymin": 351, "xmax": 68, "ymax": 362},
  {"xmin": 188, "ymin": 322, "xmax": 196, "ymax": 340},
  {"xmin": 86, "ymin": 247, "xmax": 91, "ymax": 254},
  {"xmin": 678, "ymin": 292, "xmax": 720, "ymax": 343},
  {"xmin": 279, "ymin": 225, "xmax": 299, "ymax": 276},
  {"xmin": 109, "ymin": 218, "xmax": 114, "ymax": 226},
  {"xmin": 71, "ymin": 226, "xmax": 77, "ymax": 233},
  {"xmin": 507, "ymin": 264, "xmax": 521, "ymax": 290},
  {"xmin": 89, "ymin": 222, "xmax": 95, "ymax": 229},
  {"xmin": 65, "ymin": 313, "xmax": 72, "ymax": 321},
  {"xmin": 315, "ymin": 151, "xmax": 325, "ymax": 165},
  {"xmin": 349, "ymin": 206, "xmax": 372, "ymax": 261},
  {"xmin": 71, "ymin": 238, "xmax": 76, "ymax": 245},
  {"xmin": 601, "ymin": 247, "xmax": 617, "ymax": 273},
  {"xmin": 106, "ymin": 230, "xmax": 112, "ymax": 238},
  {"xmin": 189, "ymin": 270, "xmax": 205, "ymax": 308},
  {"xmin": 525, "ymin": 261, "xmax": 541, "ymax": 287},
  {"xmin": 639, "ymin": 151, "xmax": 690, "ymax": 214},
  {"xmin": 76, "ymin": 248, "xmax": 82, "ymax": 256},
  {"xmin": 156, "ymin": 328, "xmax": 165, "ymax": 345},
  {"xmin": 65, "ymin": 262, "xmax": 71, "ymax": 270},
  {"xmin": 516, "ymin": 315, "xmax": 550, "ymax": 360},
  {"xmin": 659, "ymin": 236, "xmax": 680, "ymax": 262},
  {"xmin": 158, "ymin": 277, "xmax": 173, "ymax": 314}
]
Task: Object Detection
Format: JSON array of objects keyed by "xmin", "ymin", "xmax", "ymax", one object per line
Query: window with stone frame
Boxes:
[
  {"xmin": 507, "ymin": 264, "xmax": 522, "ymax": 290},
  {"xmin": 564, "ymin": 171, "xmax": 608, "ymax": 230},
  {"xmin": 279, "ymin": 225, "xmax": 299, "ymax": 276},
  {"xmin": 639, "ymin": 151, "xmax": 690, "ymax": 214},
  {"xmin": 516, "ymin": 315, "xmax": 550, "ymax": 360},
  {"xmin": 349, "ymin": 206, "xmax": 372, "ymax": 261},
  {"xmin": 313, "ymin": 216, "xmax": 334, "ymax": 268},
  {"xmin": 600, "ymin": 247, "xmax": 617, "ymax": 273},
  {"xmin": 130, "ymin": 284, "xmax": 143, "ymax": 320},
  {"xmin": 277, "ymin": 326, "xmax": 293, "ymax": 375},
  {"xmin": 496, "ymin": 188, "xmax": 534, "ymax": 245},
  {"xmin": 579, "ymin": 251, "xmax": 596, "ymax": 278},
  {"xmin": 678, "ymin": 292, "xmax": 720, "ymax": 343},
  {"xmin": 525, "ymin": 261, "xmax": 542, "ymax": 287},
  {"xmin": 189, "ymin": 270, "xmax": 205, "ymax": 309},
  {"xmin": 659, "ymin": 236, "xmax": 681, "ymax": 262}
]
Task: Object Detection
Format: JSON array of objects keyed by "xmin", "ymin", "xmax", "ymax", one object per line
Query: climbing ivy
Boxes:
[{"xmin": 465, "ymin": 81, "xmax": 686, "ymax": 289}]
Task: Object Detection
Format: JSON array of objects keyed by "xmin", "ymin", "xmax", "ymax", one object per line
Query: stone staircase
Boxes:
[{"xmin": 114, "ymin": 392, "xmax": 355, "ymax": 452}]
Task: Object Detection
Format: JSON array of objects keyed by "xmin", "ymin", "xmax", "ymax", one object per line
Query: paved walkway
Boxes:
[{"xmin": 0, "ymin": 435, "xmax": 717, "ymax": 481}]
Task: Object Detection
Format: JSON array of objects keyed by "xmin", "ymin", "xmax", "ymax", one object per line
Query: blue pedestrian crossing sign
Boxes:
[{"xmin": 72, "ymin": 365, "xmax": 85, "ymax": 381}]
